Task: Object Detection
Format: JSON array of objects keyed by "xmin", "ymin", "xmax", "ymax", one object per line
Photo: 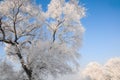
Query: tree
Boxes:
[
  {"xmin": 0, "ymin": 61, "xmax": 16, "ymax": 80},
  {"xmin": 0, "ymin": 0, "xmax": 85, "ymax": 80},
  {"xmin": 82, "ymin": 57, "xmax": 120, "ymax": 80},
  {"xmin": 82, "ymin": 62, "xmax": 104, "ymax": 80},
  {"xmin": 103, "ymin": 57, "xmax": 120, "ymax": 80}
]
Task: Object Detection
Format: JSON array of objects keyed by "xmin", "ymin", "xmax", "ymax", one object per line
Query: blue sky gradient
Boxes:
[
  {"xmin": 0, "ymin": 0, "xmax": 120, "ymax": 67},
  {"xmin": 80, "ymin": 0, "xmax": 120, "ymax": 67}
]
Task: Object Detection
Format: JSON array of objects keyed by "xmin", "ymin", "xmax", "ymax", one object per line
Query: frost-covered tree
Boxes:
[
  {"xmin": 103, "ymin": 57, "xmax": 120, "ymax": 80},
  {"xmin": 82, "ymin": 62, "xmax": 104, "ymax": 80},
  {"xmin": 0, "ymin": 61, "xmax": 16, "ymax": 80},
  {"xmin": 82, "ymin": 57, "xmax": 120, "ymax": 80},
  {"xmin": 0, "ymin": 0, "xmax": 85, "ymax": 80}
]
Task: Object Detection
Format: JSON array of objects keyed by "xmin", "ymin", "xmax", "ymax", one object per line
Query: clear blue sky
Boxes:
[
  {"xmin": 0, "ymin": 0, "xmax": 120, "ymax": 67},
  {"xmin": 80, "ymin": 0, "xmax": 120, "ymax": 67}
]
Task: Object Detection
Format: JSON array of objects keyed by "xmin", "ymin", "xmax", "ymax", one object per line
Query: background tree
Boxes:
[
  {"xmin": 0, "ymin": 0, "xmax": 85, "ymax": 80},
  {"xmin": 82, "ymin": 62, "xmax": 104, "ymax": 80},
  {"xmin": 82, "ymin": 57, "xmax": 120, "ymax": 80}
]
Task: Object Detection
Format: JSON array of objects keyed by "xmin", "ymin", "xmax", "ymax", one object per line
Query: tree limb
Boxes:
[
  {"xmin": 13, "ymin": 2, "xmax": 23, "ymax": 43},
  {"xmin": 0, "ymin": 17, "xmax": 5, "ymax": 40},
  {"xmin": 52, "ymin": 19, "xmax": 65, "ymax": 43}
]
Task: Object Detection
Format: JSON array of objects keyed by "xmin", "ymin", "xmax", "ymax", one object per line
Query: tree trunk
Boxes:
[{"xmin": 15, "ymin": 45, "xmax": 32, "ymax": 80}]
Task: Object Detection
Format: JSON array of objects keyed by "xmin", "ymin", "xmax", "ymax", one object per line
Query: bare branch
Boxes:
[
  {"xmin": 0, "ymin": 17, "xmax": 5, "ymax": 40},
  {"xmin": 13, "ymin": 2, "xmax": 23, "ymax": 43},
  {"xmin": 52, "ymin": 19, "xmax": 65, "ymax": 43},
  {"xmin": 56, "ymin": 19, "xmax": 65, "ymax": 28}
]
